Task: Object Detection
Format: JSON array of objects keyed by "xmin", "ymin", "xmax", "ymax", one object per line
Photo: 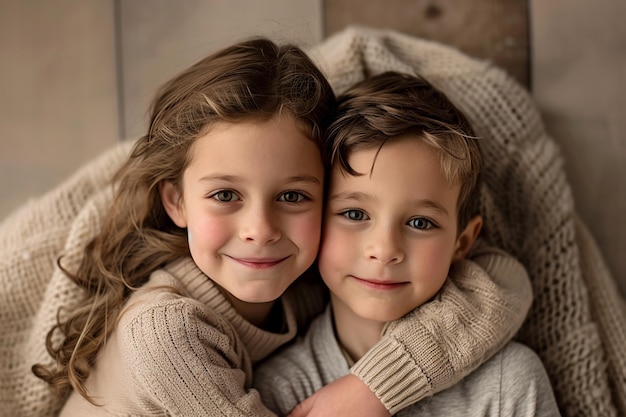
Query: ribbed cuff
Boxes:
[{"xmin": 350, "ymin": 335, "xmax": 436, "ymax": 415}]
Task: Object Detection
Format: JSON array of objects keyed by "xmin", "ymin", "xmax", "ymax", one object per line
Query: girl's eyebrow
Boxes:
[
  {"xmin": 199, "ymin": 174, "xmax": 321, "ymax": 185},
  {"xmin": 199, "ymin": 174, "xmax": 240, "ymax": 183},
  {"xmin": 287, "ymin": 175, "xmax": 322, "ymax": 185}
]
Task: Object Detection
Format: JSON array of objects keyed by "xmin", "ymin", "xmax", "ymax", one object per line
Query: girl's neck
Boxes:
[
  {"xmin": 220, "ymin": 289, "xmax": 276, "ymax": 329},
  {"xmin": 330, "ymin": 295, "xmax": 386, "ymax": 363}
]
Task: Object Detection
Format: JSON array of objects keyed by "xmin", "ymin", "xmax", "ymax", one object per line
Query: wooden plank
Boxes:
[
  {"xmin": 323, "ymin": 0, "xmax": 530, "ymax": 88},
  {"xmin": 0, "ymin": 0, "xmax": 120, "ymax": 219},
  {"xmin": 118, "ymin": 0, "xmax": 324, "ymax": 140}
]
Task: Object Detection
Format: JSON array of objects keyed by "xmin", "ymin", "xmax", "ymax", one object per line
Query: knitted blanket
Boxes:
[{"xmin": 0, "ymin": 26, "xmax": 624, "ymax": 417}]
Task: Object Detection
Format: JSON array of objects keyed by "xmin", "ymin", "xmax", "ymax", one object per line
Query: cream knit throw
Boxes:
[{"xmin": 0, "ymin": 26, "xmax": 624, "ymax": 417}]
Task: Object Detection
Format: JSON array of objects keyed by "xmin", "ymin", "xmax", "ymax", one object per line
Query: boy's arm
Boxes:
[{"xmin": 291, "ymin": 242, "xmax": 532, "ymax": 416}]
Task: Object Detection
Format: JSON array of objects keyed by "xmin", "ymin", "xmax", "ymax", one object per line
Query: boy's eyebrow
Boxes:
[
  {"xmin": 414, "ymin": 199, "xmax": 450, "ymax": 216},
  {"xmin": 328, "ymin": 191, "xmax": 372, "ymax": 202},
  {"xmin": 199, "ymin": 174, "xmax": 321, "ymax": 185},
  {"xmin": 329, "ymin": 191, "xmax": 450, "ymax": 216}
]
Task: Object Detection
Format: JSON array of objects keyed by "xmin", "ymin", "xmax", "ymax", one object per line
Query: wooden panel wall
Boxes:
[
  {"xmin": 324, "ymin": 0, "xmax": 530, "ymax": 88},
  {"xmin": 0, "ymin": 0, "xmax": 119, "ymax": 219}
]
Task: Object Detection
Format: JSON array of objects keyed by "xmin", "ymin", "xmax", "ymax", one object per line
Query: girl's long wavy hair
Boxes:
[{"xmin": 32, "ymin": 37, "xmax": 336, "ymax": 402}]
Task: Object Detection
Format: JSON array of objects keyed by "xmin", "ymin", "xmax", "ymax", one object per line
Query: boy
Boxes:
[{"xmin": 254, "ymin": 72, "xmax": 561, "ymax": 416}]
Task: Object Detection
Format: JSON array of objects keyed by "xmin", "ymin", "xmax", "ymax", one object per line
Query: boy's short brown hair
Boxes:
[{"xmin": 326, "ymin": 71, "xmax": 482, "ymax": 231}]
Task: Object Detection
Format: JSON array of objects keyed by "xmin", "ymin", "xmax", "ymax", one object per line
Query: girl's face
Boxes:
[{"xmin": 161, "ymin": 116, "xmax": 324, "ymax": 307}]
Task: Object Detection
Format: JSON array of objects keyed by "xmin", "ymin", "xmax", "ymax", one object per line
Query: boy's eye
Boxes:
[
  {"xmin": 210, "ymin": 190, "xmax": 239, "ymax": 202},
  {"xmin": 341, "ymin": 209, "xmax": 369, "ymax": 221},
  {"xmin": 407, "ymin": 217, "xmax": 436, "ymax": 230},
  {"xmin": 278, "ymin": 191, "xmax": 307, "ymax": 203}
]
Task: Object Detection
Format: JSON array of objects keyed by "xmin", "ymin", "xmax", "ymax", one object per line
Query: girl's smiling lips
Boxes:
[
  {"xmin": 352, "ymin": 276, "xmax": 409, "ymax": 290},
  {"xmin": 227, "ymin": 255, "xmax": 290, "ymax": 269}
]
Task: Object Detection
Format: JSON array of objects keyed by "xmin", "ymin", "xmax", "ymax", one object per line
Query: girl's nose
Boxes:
[{"xmin": 239, "ymin": 205, "xmax": 281, "ymax": 245}]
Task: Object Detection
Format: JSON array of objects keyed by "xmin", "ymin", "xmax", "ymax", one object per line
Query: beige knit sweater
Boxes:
[
  {"xmin": 59, "ymin": 257, "xmax": 300, "ymax": 416},
  {"xmin": 305, "ymin": 25, "xmax": 626, "ymax": 417}
]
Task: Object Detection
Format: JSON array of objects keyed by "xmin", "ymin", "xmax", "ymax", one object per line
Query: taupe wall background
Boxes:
[{"xmin": 1, "ymin": 0, "xmax": 624, "ymax": 296}]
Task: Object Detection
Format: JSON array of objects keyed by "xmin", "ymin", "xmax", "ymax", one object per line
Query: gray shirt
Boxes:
[{"xmin": 254, "ymin": 307, "xmax": 562, "ymax": 416}]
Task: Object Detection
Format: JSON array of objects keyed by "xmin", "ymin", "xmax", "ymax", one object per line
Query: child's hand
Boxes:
[{"xmin": 287, "ymin": 374, "xmax": 390, "ymax": 417}]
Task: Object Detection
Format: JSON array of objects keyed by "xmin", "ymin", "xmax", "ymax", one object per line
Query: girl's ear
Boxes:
[
  {"xmin": 160, "ymin": 181, "xmax": 187, "ymax": 228},
  {"xmin": 452, "ymin": 215, "xmax": 483, "ymax": 262}
]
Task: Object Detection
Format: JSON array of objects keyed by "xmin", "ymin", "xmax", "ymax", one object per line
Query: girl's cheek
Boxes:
[
  {"xmin": 190, "ymin": 218, "xmax": 232, "ymax": 247},
  {"xmin": 303, "ymin": 211, "xmax": 323, "ymax": 243}
]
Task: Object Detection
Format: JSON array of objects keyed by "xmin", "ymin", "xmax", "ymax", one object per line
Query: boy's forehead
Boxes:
[
  {"xmin": 328, "ymin": 138, "xmax": 462, "ymax": 212},
  {"xmin": 337, "ymin": 135, "xmax": 439, "ymax": 174}
]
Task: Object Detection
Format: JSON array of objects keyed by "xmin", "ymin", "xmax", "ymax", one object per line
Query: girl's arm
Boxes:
[
  {"xmin": 121, "ymin": 298, "xmax": 277, "ymax": 417},
  {"xmin": 291, "ymin": 242, "xmax": 532, "ymax": 416}
]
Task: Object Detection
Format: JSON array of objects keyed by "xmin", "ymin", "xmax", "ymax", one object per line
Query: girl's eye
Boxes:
[
  {"xmin": 341, "ymin": 209, "xmax": 369, "ymax": 221},
  {"xmin": 210, "ymin": 190, "xmax": 239, "ymax": 202},
  {"xmin": 407, "ymin": 217, "xmax": 436, "ymax": 230},
  {"xmin": 279, "ymin": 191, "xmax": 307, "ymax": 203}
]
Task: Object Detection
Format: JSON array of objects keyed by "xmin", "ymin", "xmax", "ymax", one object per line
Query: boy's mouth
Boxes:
[{"xmin": 351, "ymin": 276, "xmax": 408, "ymax": 290}]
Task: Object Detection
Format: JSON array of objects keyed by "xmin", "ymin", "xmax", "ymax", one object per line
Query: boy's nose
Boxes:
[{"xmin": 363, "ymin": 227, "xmax": 404, "ymax": 265}]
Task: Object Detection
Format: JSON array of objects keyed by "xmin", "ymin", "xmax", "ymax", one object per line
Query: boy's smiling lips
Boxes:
[
  {"xmin": 226, "ymin": 255, "xmax": 290, "ymax": 269},
  {"xmin": 351, "ymin": 276, "xmax": 409, "ymax": 290}
]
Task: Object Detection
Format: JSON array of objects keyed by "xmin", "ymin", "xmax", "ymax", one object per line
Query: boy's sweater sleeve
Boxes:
[{"xmin": 350, "ymin": 241, "xmax": 533, "ymax": 415}]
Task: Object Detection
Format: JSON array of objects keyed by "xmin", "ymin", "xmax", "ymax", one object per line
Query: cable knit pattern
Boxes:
[{"xmin": 305, "ymin": 25, "xmax": 625, "ymax": 417}]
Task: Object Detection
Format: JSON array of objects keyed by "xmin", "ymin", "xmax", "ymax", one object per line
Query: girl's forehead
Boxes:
[{"xmin": 183, "ymin": 117, "xmax": 324, "ymax": 184}]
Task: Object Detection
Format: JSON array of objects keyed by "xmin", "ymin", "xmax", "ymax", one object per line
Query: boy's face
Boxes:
[
  {"xmin": 161, "ymin": 116, "xmax": 324, "ymax": 306},
  {"xmin": 319, "ymin": 136, "xmax": 467, "ymax": 323}
]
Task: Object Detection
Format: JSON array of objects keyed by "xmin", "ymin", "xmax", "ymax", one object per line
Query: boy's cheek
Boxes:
[{"xmin": 319, "ymin": 225, "xmax": 354, "ymax": 271}]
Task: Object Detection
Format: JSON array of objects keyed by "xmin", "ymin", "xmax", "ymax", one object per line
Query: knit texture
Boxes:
[
  {"xmin": 0, "ymin": 142, "xmax": 133, "ymax": 417},
  {"xmin": 305, "ymin": 25, "xmax": 625, "ymax": 417},
  {"xmin": 60, "ymin": 257, "xmax": 299, "ymax": 416}
]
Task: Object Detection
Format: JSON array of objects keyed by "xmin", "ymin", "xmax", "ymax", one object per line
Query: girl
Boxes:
[{"xmin": 32, "ymin": 38, "xmax": 531, "ymax": 416}]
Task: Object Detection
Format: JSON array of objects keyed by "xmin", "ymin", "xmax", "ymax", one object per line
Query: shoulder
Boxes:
[
  {"xmin": 401, "ymin": 342, "xmax": 560, "ymax": 417},
  {"xmin": 468, "ymin": 341, "xmax": 552, "ymax": 389},
  {"xmin": 490, "ymin": 342, "xmax": 562, "ymax": 416},
  {"xmin": 116, "ymin": 274, "xmax": 242, "ymax": 371},
  {"xmin": 496, "ymin": 342, "xmax": 562, "ymax": 415},
  {"xmin": 497, "ymin": 341, "xmax": 549, "ymax": 382},
  {"xmin": 498, "ymin": 340, "xmax": 541, "ymax": 363},
  {"xmin": 496, "ymin": 341, "xmax": 554, "ymax": 392}
]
